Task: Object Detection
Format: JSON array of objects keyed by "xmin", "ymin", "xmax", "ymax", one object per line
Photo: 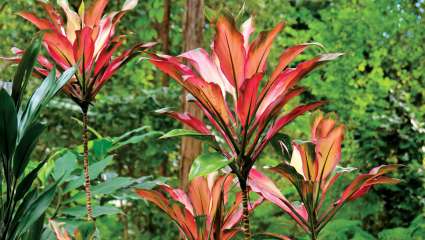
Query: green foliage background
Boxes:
[{"xmin": 0, "ymin": 0, "xmax": 424, "ymax": 239}]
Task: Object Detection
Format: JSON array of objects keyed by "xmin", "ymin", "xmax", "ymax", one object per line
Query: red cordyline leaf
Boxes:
[
  {"xmin": 6, "ymin": 0, "xmax": 155, "ymax": 108},
  {"xmin": 136, "ymin": 174, "xmax": 263, "ymax": 240},
  {"xmin": 151, "ymin": 14, "xmax": 341, "ymax": 179},
  {"xmin": 249, "ymin": 113, "xmax": 400, "ymax": 237}
]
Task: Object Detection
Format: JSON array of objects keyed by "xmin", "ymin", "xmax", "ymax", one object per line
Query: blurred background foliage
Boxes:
[{"xmin": 0, "ymin": 0, "xmax": 424, "ymax": 239}]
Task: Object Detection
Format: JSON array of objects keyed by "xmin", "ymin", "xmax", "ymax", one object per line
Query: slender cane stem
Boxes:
[
  {"xmin": 239, "ymin": 179, "xmax": 251, "ymax": 240},
  {"xmin": 82, "ymin": 108, "xmax": 94, "ymax": 221}
]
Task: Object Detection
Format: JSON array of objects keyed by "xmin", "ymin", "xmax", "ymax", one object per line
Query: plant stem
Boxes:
[
  {"xmin": 239, "ymin": 178, "xmax": 251, "ymax": 240},
  {"xmin": 82, "ymin": 107, "xmax": 94, "ymax": 222}
]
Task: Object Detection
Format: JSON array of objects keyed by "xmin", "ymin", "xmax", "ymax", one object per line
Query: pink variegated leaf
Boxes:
[
  {"xmin": 245, "ymin": 22, "xmax": 284, "ymax": 79},
  {"xmin": 39, "ymin": 2, "xmax": 63, "ymax": 31},
  {"xmin": 18, "ymin": 12, "xmax": 53, "ymax": 30},
  {"xmin": 84, "ymin": 0, "xmax": 108, "ymax": 27},
  {"xmin": 188, "ymin": 176, "xmax": 211, "ymax": 216},
  {"xmin": 248, "ymin": 168, "xmax": 309, "ymax": 229},
  {"xmin": 236, "ymin": 73, "xmax": 263, "ymax": 127},
  {"xmin": 241, "ymin": 17, "xmax": 254, "ymax": 52},
  {"xmin": 159, "ymin": 185, "xmax": 194, "ymax": 215},
  {"xmin": 338, "ymin": 164, "xmax": 400, "ymax": 204},
  {"xmin": 43, "ymin": 32, "xmax": 75, "ymax": 68},
  {"xmin": 180, "ymin": 48, "xmax": 234, "ymax": 97},
  {"xmin": 213, "ymin": 14, "xmax": 245, "ymax": 89},
  {"xmin": 157, "ymin": 109, "xmax": 210, "ymax": 135},
  {"xmin": 270, "ymin": 43, "xmax": 322, "ymax": 83},
  {"xmin": 315, "ymin": 124, "xmax": 344, "ymax": 180},
  {"xmin": 73, "ymin": 27, "xmax": 95, "ymax": 73},
  {"xmin": 266, "ymin": 101, "xmax": 326, "ymax": 141},
  {"xmin": 57, "ymin": 0, "xmax": 81, "ymax": 42}
]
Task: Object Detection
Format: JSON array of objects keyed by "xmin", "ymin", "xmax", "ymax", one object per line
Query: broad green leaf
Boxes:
[
  {"xmin": 24, "ymin": 213, "xmax": 45, "ymax": 240},
  {"xmin": 13, "ymin": 122, "xmax": 45, "ymax": 178},
  {"xmin": 65, "ymin": 177, "xmax": 136, "ymax": 204},
  {"xmin": 161, "ymin": 129, "xmax": 219, "ymax": 149},
  {"xmin": 88, "ymin": 156, "xmax": 114, "ymax": 179},
  {"xmin": 92, "ymin": 139, "xmax": 113, "ymax": 159},
  {"xmin": 15, "ymin": 183, "xmax": 58, "ymax": 236},
  {"xmin": 18, "ymin": 66, "xmax": 76, "ymax": 135},
  {"xmin": 12, "ymin": 38, "xmax": 41, "ymax": 108},
  {"xmin": 189, "ymin": 152, "xmax": 230, "ymax": 180},
  {"xmin": 92, "ymin": 177, "xmax": 135, "ymax": 195},
  {"xmin": 160, "ymin": 128, "xmax": 207, "ymax": 139},
  {"xmin": 15, "ymin": 160, "xmax": 46, "ymax": 201},
  {"xmin": 63, "ymin": 156, "xmax": 114, "ymax": 192},
  {"xmin": 75, "ymin": 222, "xmax": 97, "ymax": 240},
  {"xmin": 62, "ymin": 205, "xmax": 121, "ymax": 218},
  {"xmin": 0, "ymin": 89, "xmax": 17, "ymax": 159},
  {"xmin": 113, "ymin": 126, "xmax": 149, "ymax": 143},
  {"xmin": 110, "ymin": 131, "xmax": 161, "ymax": 152},
  {"xmin": 52, "ymin": 151, "xmax": 78, "ymax": 181}
]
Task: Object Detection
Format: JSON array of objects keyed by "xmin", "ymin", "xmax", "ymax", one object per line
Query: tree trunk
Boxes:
[
  {"xmin": 180, "ymin": 0, "xmax": 204, "ymax": 189},
  {"xmin": 158, "ymin": 0, "xmax": 172, "ymax": 177},
  {"xmin": 82, "ymin": 107, "xmax": 94, "ymax": 222},
  {"xmin": 159, "ymin": 0, "xmax": 171, "ymax": 86}
]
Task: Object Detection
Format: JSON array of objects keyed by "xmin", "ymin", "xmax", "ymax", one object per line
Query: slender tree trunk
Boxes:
[
  {"xmin": 159, "ymin": 0, "xmax": 171, "ymax": 86},
  {"xmin": 82, "ymin": 107, "xmax": 94, "ymax": 221},
  {"xmin": 239, "ymin": 178, "xmax": 251, "ymax": 239},
  {"xmin": 158, "ymin": 0, "xmax": 172, "ymax": 177},
  {"xmin": 180, "ymin": 0, "xmax": 204, "ymax": 189}
]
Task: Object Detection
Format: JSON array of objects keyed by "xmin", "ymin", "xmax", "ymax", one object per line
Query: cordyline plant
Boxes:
[
  {"xmin": 10, "ymin": 0, "xmax": 154, "ymax": 221},
  {"xmin": 1, "ymin": 39, "xmax": 75, "ymax": 240},
  {"xmin": 150, "ymin": 14, "xmax": 341, "ymax": 238},
  {"xmin": 249, "ymin": 113, "xmax": 400, "ymax": 240},
  {"xmin": 136, "ymin": 174, "xmax": 263, "ymax": 240}
]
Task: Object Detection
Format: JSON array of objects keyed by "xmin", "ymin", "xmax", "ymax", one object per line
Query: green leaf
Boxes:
[
  {"xmin": 13, "ymin": 122, "xmax": 45, "ymax": 178},
  {"xmin": 110, "ymin": 130, "xmax": 161, "ymax": 152},
  {"xmin": 15, "ymin": 160, "xmax": 46, "ymax": 201},
  {"xmin": 75, "ymin": 222, "xmax": 97, "ymax": 240},
  {"xmin": 189, "ymin": 152, "xmax": 230, "ymax": 180},
  {"xmin": 0, "ymin": 89, "xmax": 17, "ymax": 159},
  {"xmin": 92, "ymin": 177, "xmax": 135, "ymax": 195},
  {"xmin": 92, "ymin": 139, "xmax": 113, "ymax": 159},
  {"xmin": 62, "ymin": 205, "xmax": 121, "ymax": 218},
  {"xmin": 161, "ymin": 128, "xmax": 207, "ymax": 139},
  {"xmin": 52, "ymin": 151, "xmax": 78, "ymax": 182},
  {"xmin": 65, "ymin": 177, "xmax": 136, "ymax": 204},
  {"xmin": 88, "ymin": 156, "xmax": 114, "ymax": 179},
  {"xmin": 15, "ymin": 183, "xmax": 58, "ymax": 236},
  {"xmin": 19, "ymin": 66, "xmax": 76, "ymax": 135},
  {"xmin": 24, "ymin": 213, "xmax": 45, "ymax": 240},
  {"xmin": 12, "ymin": 38, "xmax": 41, "ymax": 108},
  {"xmin": 113, "ymin": 126, "xmax": 149, "ymax": 143},
  {"xmin": 64, "ymin": 156, "xmax": 114, "ymax": 192},
  {"xmin": 161, "ymin": 129, "xmax": 219, "ymax": 149}
]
